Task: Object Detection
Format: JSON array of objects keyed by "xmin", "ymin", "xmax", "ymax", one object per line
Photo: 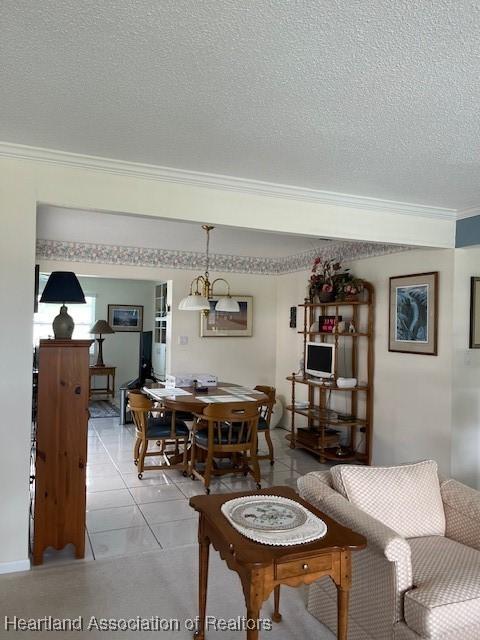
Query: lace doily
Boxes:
[{"xmin": 221, "ymin": 495, "xmax": 327, "ymax": 546}]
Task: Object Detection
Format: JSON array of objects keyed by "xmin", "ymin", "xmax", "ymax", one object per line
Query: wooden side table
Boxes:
[
  {"xmin": 89, "ymin": 365, "xmax": 116, "ymax": 399},
  {"xmin": 190, "ymin": 487, "xmax": 366, "ymax": 640}
]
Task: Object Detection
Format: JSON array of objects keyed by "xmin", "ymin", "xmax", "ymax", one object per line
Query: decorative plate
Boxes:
[
  {"xmin": 221, "ymin": 495, "xmax": 328, "ymax": 546},
  {"xmin": 229, "ymin": 499, "xmax": 307, "ymax": 532}
]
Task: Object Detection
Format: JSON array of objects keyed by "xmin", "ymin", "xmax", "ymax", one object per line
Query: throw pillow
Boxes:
[{"xmin": 330, "ymin": 460, "xmax": 445, "ymax": 538}]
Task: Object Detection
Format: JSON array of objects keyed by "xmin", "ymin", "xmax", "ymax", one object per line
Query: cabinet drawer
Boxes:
[{"xmin": 275, "ymin": 554, "xmax": 332, "ymax": 580}]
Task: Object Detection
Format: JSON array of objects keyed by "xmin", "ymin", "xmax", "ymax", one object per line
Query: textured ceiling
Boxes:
[
  {"xmin": 36, "ymin": 206, "xmax": 327, "ymax": 258},
  {"xmin": 2, "ymin": 1, "xmax": 480, "ymax": 209}
]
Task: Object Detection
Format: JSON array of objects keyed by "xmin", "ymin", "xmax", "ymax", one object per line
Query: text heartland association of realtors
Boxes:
[{"xmin": 4, "ymin": 616, "xmax": 273, "ymax": 632}]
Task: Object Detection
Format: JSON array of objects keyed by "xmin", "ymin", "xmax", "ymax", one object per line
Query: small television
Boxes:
[{"xmin": 305, "ymin": 342, "xmax": 335, "ymax": 379}]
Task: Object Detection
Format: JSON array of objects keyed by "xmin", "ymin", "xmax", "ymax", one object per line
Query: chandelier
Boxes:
[{"xmin": 178, "ymin": 225, "xmax": 240, "ymax": 313}]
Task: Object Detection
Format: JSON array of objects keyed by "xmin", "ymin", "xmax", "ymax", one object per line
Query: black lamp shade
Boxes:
[{"xmin": 40, "ymin": 272, "xmax": 86, "ymax": 304}]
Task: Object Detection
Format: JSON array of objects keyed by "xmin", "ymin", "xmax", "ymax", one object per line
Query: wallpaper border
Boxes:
[{"xmin": 36, "ymin": 239, "xmax": 408, "ymax": 275}]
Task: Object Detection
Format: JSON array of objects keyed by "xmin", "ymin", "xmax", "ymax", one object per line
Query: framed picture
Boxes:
[
  {"xmin": 108, "ymin": 304, "xmax": 143, "ymax": 332},
  {"xmin": 469, "ymin": 277, "xmax": 480, "ymax": 348},
  {"xmin": 200, "ymin": 296, "xmax": 253, "ymax": 337},
  {"xmin": 289, "ymin": 306, "xmax": 297, "ymax": 328},
  {"xmin": 34, "ymin": 264, "xmax": 39, "ymax": 313},
  {"xmin": 389, "ymin": 272, "xmax": 438, "ymax": 355}
]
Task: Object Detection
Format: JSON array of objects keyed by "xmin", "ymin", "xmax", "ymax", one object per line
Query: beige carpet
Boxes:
[{"xmin": 0, "ymin": 545, "xmax": 334, "ymax": 639}]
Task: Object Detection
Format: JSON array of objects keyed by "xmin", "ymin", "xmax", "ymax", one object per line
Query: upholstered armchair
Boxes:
[{"xmin": 298, "ymin": 462, "xmax": 480, "ymax": 640}]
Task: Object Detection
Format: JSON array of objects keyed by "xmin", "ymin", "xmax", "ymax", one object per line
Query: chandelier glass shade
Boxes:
[{"xmin": 178, "ymin": 226, "xmax": 240, "ymax": 313}]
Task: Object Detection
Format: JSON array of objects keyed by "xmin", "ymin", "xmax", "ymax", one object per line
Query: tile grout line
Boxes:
[
  {"xmin": 85, "ymin": 417, "xmax": 320, "ymax": 562},
  {"xmin": 96, "ymin": 423, "xmax": 164, "ymax": 551}
]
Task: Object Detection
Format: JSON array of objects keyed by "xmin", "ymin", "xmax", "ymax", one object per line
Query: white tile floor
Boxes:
[{"xmin": 37, "ymin": 415, "xmax": 329, "ymax": 567}]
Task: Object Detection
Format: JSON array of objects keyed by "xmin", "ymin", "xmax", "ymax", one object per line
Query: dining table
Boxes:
[
  {"xmin": 142, "ymin": 381, "xmax": 269, "ymax": 414},
  {"xmin": 141, "ymin": 382, "xmax": 269, "ymax": 469}
]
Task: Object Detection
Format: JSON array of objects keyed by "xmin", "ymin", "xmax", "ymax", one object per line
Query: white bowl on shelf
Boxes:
[
  {"xmin": 293, "ymin": 401, "xmax": 309, "ymax": 409},
  {"xmin": 336, "ymin": 377, "xmax": 357, "ymax": 389}
]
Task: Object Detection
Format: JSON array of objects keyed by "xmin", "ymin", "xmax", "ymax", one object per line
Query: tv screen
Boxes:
[{"xmin": 306, "ymin": 342, "xmax": 335, "ymax": 378}]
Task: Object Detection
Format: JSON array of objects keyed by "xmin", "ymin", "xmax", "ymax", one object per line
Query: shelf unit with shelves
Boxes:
[{"xmin": 286, "ymin": 283, "xmax": 374, "ymax": 464}]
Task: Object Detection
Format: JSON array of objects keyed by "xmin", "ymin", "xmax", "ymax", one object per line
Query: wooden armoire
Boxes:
[{"xmin": 33, "ymin": 339, "xmax": 92, "ymax": 565}]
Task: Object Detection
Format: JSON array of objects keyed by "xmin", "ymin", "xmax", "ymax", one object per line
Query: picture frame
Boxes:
[
  {"xmin": 469, "ymin": 277, "xmax": 480, "ymax": 348},
  {"xmin": 289, "ymin": 306, "xmax": 297, "ymax": 328},
  {"xmin": 34, "ymin": 264, "xmax": 39, "ymax": 313},
  {"xmin": 389, "ymin": 272, "xmax": 438, "ymax": 355},
  {"xmin": 200, "ymin": 296, "xmax": 253, "ymax": 337},
  {"xmin": 108, "ymin": 304, "xmax": 143, "ymax": 332}
]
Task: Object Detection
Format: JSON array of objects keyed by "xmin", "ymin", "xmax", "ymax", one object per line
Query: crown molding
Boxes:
[
  {"xmin": 36, "ymin": 238, "xmax": 408, "ymax": 275},
  {"xmin": 0, "ymin": 141, "xmax": 456, "ymax": 221},
  {"xmin": 457, "ymin": 206, "xmax": 480, "ymax": 220}
]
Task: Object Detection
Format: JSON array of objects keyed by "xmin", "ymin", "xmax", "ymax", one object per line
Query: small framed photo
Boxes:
[
  {"xmin": 201, "ymin": 296, "xmax": 253, "ymax": 337},
  {"xmin": 108, "ymin": 304, "xmax": 143, "ymax": 332},
  {"xmin": 289, "ymin": 306, "xmax": 297, "ymax": 328},
  {"xmin": 470, "ymin": 277, "xmax": 480, "ymax": 348},
  {"xmin": 389, "ymin": 272, "xmax": 438, "ymax": 355},
  {"xmin": 34, "ymin": 264, "xmax": 39, "ymax": 313}
]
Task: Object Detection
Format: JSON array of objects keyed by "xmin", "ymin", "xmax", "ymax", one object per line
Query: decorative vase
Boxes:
[
  {"xmin": 52, "ymin": 305, "xmax": 75, "ymax": 339},
  {"xmin": 318, "ymin": 291, "xmax": 335, "ymax": 303}
]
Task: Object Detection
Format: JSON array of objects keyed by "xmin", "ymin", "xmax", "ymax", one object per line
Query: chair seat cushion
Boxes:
[
  {"xmin": 404, "ymin": 536, "xmax": 480, "ymax": 639},
  {"xmin": 195, "ymin": 425, "xmax": 248, "ymax": 446},
  {"xmin": 257, "ymin": 416, "xmax": 269, "ymax": 430},
  {"xmin": 147, "ymin": 417, "xmax": 189, "ymax": 438}
]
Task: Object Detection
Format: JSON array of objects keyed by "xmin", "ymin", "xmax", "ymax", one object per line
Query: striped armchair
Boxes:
[{"xmin": 298, "ymin": 464, "xmax": 480, "ymax": 640}]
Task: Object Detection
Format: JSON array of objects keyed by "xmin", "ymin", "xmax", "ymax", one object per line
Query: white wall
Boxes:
[
  {"xmin": 275, "ymin": 271, "xmax": 309, "ymax": 414},
  {"xmin": 347, "ymin": 249, "xmax": 454, "ymax": 473},
  {"xmin": 452, "ymin": 247, "xmax": 480, "ymax": 488},
  {"xmin": 39, "ymin": 261, "xmax": 277, "ymax": 390},
  {"xmin": 276, "ymin": 249, "xmax": 455, "ymax": 475},
  {"xmin": 78, "ymin": 276, "xmax": 154, "ymax": 390},
  {"xmin": 0, "ymin": 175, "xmax": 36, "ymax": 573}
]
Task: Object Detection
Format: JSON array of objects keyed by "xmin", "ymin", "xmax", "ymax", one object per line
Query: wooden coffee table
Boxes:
[{"xmin": 189, "ymin": 486, "xmax": 366, "ymax": 640}]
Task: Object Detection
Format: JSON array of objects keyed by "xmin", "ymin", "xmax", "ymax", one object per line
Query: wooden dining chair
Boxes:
[
  {"xmin": 189, "ymin": 402, "xmax": 261, "ymax": 494},
  {"xmin": 127, "ymin": 391, "xmax": 190, "ymax": 479},
  {"xmin": 254, "ymin": 385, "xmax": 276, "ymax": 465}
]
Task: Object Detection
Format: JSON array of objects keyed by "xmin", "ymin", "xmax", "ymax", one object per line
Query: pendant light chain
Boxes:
[
  {"xmin": 205, "ymin": 225, "xmax": 210, "ymax": 280},
  {"xmin": 178, "ymin": 224, "xmax": 240, "ymax": 313}
]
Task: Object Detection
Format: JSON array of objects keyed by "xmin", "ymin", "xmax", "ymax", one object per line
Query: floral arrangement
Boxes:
[
  {"xmin": 309, "ymin": 257, "xmax": 365, "ymax": 302},
  {"xmin": 309, "ymin": 258, "xmax": 342, "ymax": 302},
  {"xmin": 341, "ymin": 276, "xmax": 365, "ymax": 299}
]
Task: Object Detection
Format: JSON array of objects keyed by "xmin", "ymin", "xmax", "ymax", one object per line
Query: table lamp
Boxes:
[
  {"xmin": 39, "ymin": 271, "xmax": 86, "ymax": 339},
  {"xmin": 90, "ymin": 320, "xmax": 114, "ymax": 367}
]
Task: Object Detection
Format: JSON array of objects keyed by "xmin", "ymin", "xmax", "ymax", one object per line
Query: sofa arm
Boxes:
[
  {"xmin": 298, "ymin": 472, "xmax": 413, "ymax": 591},
  {"xmin": 442, "ymin": 478, "xmax": 480, "ymax": 550}
]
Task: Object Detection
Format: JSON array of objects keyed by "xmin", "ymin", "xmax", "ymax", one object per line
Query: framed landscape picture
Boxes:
[
  {"xmin": 469, "ymin": 277, "xmax": 480, "ymax": 348},
  {"xmin": 389, "ymin": 272, "xmax": 438, "ymax": 355},
  {"xmin": 108, "ymin": 304, "xmax": 143, "ymax": 332},
  {"xmin": 200, "ymin": 296, "xmax": 253, "ymax": 337}
]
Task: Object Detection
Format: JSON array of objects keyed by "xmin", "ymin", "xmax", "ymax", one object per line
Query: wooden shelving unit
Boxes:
[{"xmin": 286, "ymin": 283, "xmax": 374, "ymax": 464}]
